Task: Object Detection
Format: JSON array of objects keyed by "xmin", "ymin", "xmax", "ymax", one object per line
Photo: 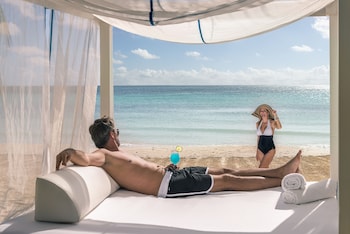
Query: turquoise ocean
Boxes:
[{"xmin": 95, "ymin": 85, "xmax": 330, "ymax": 148}]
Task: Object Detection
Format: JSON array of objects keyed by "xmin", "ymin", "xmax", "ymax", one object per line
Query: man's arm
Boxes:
[{"xmin": 56, "ymin": 148, "xmax": 105, "ymax": 170}]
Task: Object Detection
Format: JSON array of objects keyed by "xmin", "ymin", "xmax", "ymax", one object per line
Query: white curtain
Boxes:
[{"xmin": 0, "ymin": 0, "xmax": 99, "ymax": 223}]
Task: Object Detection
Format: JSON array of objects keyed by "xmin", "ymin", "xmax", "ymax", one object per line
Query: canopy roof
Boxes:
[{"xmin": 26, "ymin": 0, "xmax": 334, "ymax": 44}]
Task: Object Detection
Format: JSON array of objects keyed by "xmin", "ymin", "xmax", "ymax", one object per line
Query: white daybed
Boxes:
[{"xmin": 0, "ymin": 166, "xmax": 338, "ymax": 234}]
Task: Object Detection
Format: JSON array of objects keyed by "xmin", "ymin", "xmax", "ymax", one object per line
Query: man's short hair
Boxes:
[{"xmin": 89, "ymin": 116, "xmax": 115, "ymax": 148}]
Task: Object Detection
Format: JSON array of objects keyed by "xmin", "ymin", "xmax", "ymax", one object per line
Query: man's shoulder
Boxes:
[{"xmin": 96, "ymin": 148, "xmax": 130, "ymax": 158}]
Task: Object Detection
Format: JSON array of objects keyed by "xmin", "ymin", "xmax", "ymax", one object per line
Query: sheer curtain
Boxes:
[{"xmin": 0, "ymin": 0, "xmax": 99, "ymax": 223}]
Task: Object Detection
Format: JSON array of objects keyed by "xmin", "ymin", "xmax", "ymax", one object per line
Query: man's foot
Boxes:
[
  {"xmin": 296, "ymin": 167, "xmax": 303, "ymax": 174},
  {"xmin": 278, "ymin": 150, "xmax": 302, "ymax": 178}
]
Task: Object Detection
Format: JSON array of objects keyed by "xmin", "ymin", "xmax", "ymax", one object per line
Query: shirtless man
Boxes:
[{"xmin": 56, "ymin": 116, "xmax": 302, "ymax": 198}]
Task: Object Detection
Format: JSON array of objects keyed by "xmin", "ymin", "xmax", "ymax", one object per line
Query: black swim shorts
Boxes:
[{"xmin": 166, "ymin": 166, "xmax": 213, "ymax": 198}]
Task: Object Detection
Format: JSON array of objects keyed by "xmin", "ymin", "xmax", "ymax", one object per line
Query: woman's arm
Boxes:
[
  {"xmin": 56, "ymin": 148, "xmax": 105, "ymax": 170},
  {"xmin": 274, "ymin": 119, "xmax": 282, "ymax": 129},
  {"xmin": 272, "ymin": 110, "xmax": 282, "ymax": 129}
]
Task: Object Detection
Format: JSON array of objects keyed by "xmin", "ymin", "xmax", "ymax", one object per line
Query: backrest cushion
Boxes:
[{"xmin": 35, "ymin": 166, "xmax": 119, "ymax": 223}]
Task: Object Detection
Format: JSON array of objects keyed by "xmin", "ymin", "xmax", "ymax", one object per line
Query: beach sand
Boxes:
[
  {"xmin": 125, "ymin": 144, "xmax": 330, "ymax": 182},
  {"xmin": 0, "ymin": 144, "xmax": 330, "ymax": 224}
]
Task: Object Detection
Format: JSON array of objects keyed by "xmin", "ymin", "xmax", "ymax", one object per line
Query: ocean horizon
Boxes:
[{"xmin": 95, "ymin": 85, "xmax": 330, "ymax": 151}]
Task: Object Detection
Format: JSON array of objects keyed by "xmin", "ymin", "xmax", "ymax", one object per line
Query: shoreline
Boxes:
[{"xmin": 0, "ymin": 143, "xmax": 330, "ymax": 157}]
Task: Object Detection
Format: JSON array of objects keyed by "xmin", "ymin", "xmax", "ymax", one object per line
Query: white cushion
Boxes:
[{"xmin": 35, "ymin": 166, "xmax": 119, "ymax": 223}]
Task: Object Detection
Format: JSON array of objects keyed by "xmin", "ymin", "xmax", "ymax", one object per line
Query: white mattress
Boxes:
[{"xmin": 0, "ymin": 187, "xmax": 338, "ymax": 234}]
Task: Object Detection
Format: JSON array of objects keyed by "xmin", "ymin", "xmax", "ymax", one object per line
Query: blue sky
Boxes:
[{"xmin": 112, "ymin": 16, "xmax": 330, "ymax": 86}]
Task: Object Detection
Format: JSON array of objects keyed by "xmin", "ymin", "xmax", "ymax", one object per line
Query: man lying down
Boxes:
[{"xmin": 56, "ymin": 116, "xmax": 302, "ymax": 198}]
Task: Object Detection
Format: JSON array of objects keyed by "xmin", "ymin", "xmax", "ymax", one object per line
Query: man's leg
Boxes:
[
  {"xmin": 210, "ymin": 174, "xmax": 281, "ymax": 191},
  {"xmin": 209, "ymin": 150, "xmax": 301, "ymax": 177}
]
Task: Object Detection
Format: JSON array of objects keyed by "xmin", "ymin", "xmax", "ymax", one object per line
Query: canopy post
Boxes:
[
  {"xmin": 338, "ymin": 0, "xmax": 350, "ymax": 233},
  {"xmin": 99, "ymin": 19, "xmax": 114, "ymax": 118},
  {"xmin": 329, "ymin": 0, "xmax": 338, "ymax": 181}
]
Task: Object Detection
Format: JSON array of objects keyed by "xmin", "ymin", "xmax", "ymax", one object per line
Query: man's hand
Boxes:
[
  {"xmin": 56, "ymin": 148, "xmax": 76, "ymax": 170},
  {"xmin": 165, "ymin": 164, "xmax": 179, "ymax": 171}
]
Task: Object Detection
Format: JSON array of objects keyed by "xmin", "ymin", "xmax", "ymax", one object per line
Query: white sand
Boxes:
[{"xmin": 123, "ymin": 144, "xmax": 330, "ymax": 159}]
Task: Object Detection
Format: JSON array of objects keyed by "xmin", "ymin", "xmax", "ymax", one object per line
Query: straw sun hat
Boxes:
[{"xmin": 252, "ymin": 104, "xmax": 275, "ymax": 120}]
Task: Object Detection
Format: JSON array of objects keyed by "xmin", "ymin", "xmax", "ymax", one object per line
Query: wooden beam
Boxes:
[{"xmin": 99, "ymin": 20, "xmax": 114, "ymax": 118}]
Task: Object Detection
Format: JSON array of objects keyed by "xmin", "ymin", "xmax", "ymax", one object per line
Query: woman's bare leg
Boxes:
[
  {"xmin": 258, "ymin": 149, "xmax": 276, "ymax": 168},
  {"xmin": 208, "ymin": 150, "xmax": 302, "ymax": 179},
  {"xmin": 256, "ymin": 149, "xmax": 264, "ymax": 163}
]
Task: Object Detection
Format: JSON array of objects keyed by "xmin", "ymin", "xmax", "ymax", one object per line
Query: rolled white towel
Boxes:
[
  {"xmin": 282, "ymin": 179, "xmax": 337, "ymax": 205},
  {"xmin": 281, "ymin": 173, "xmax": 306, "ymax": 191}
]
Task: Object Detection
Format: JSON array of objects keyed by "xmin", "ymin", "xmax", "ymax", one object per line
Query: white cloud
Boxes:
[
  {"xmin": 113, "ymin": 51, "xmax": 126, "ymax": 66},
  {"xmin": 131, "ymin": 48, "xmax": 159, "ymax": 59},
  {"xmin": 185, "ymin": 51, "xmax": 201, "ymax": 57},
  {"xmin": 114, "ymin": 65, "xmax": 329, "ymax": 86},
  {"xmin": 185, "ymin": 51, "xmax": 209, "ymax": 60},
  {"xmin": 291, "ymin": 44, "xmax": 314, "ymax": 52},
  {"xmin": 116, "ymin": 66, "xmax": 128, "ymax": 73},
  {"xmin": 113, "ymin": 59, "xmax": 123, "ymax": 65},
  {"xmin": 115, "ymin": 50, "xmax": 127, "ymax": 59},
  {"xmin": 312, "ymin": 17, "xmax": 329, "ymax": 39}
]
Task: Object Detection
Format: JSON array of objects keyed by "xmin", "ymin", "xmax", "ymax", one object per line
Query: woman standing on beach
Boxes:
[{"xmin": 252, "ymin": 104, "xmax": 282, "ymax": 168}]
